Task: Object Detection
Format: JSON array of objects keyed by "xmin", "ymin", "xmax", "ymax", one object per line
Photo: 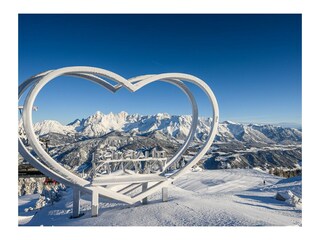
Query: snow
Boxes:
[
  {"xmin": 19, "ymin": 169, "xmax": 301, "ymax": 226},
  {"xmin": 34, "ymin": 120, "xmax": 75, "ymax": 136},
  {"xmin": 275, "ymin": 190, "xmax": 301, "ymax": 207},
  {"xmin": 18, "ymin": 193, "xmax": 40, "ymax": 225}
]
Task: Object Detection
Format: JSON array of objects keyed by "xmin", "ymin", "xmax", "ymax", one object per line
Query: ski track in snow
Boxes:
[{"xmin": 18, "ymin": 169, "xmax": 301, "ymax": 226}]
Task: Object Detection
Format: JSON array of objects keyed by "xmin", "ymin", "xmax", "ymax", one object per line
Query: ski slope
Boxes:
[{"xmin": 18, "ymin": 169, "xmax": 301, "ymax": 226}]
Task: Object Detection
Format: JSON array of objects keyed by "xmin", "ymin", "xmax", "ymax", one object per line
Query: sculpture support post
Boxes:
[
  {"xmin": 72, "ymin": 187, "xmax": 81, "ymax": 218},
  {"xmin": 142, "ymin": 182, "xmax": 148, "ymax": 204},
  {"xmin": 162, "ymin": 187, "xmax": 168, "ymax": 202},
  {"xmin": 91, "ymin": 190, "xmax": 99, "ymax": 217}
]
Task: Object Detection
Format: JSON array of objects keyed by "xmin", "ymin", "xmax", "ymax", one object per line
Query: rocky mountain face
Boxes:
[{"xmin": 22, "ymin": 111, "xmax": 302, "ymax": 173}]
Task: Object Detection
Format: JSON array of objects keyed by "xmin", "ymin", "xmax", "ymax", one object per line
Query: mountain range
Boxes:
[
  {"xmin": 19, "ymin": 111, "xmax": 302, "ymax": 173},
  {"xmin": 32, "ymin": 111, "xmax": 302, "ymax": 145}
]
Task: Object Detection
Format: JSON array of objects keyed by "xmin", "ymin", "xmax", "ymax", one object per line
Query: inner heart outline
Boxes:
[{"xmin": 19, "ymin": 66, "xmax": 219, "ymax": 204}]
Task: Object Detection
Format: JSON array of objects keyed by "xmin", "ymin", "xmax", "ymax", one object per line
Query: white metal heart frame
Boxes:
[{"xmin": 18, "ymin": 66, "xmax": 219, "ymax": 217}]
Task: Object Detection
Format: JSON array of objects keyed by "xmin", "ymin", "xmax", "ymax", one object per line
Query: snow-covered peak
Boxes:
[
  {"xmin": 86, "ymin": 111, "xmax": 105, "ymax": 122},
  {"xmin": 154, "ymin": 112, "xmax": 170, "ymax": 120},
  {"xmin": 80, "ymin": 111, "xmax": 129, "ymax": 137},
  {"xmin": 221, "ymin": 120, "xmax": 239, "ymax": 125},
  {"xmin": 34, "ymin": 120, "xmax": 75, "ymax": 136}
]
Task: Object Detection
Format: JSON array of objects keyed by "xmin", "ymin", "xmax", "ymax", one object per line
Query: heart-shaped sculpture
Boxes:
[{"xmin": 18, "ymin": 66, "xmax": 219, "ymax": 214}]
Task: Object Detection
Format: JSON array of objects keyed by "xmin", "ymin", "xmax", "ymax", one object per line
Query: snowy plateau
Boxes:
[
  {"xmin": 19, "ymin": 169, "xmax": 301, "ymax": 226},
  {"xmin": 18, "ymin": 111, "xmax": 302, "ymax": 226}
]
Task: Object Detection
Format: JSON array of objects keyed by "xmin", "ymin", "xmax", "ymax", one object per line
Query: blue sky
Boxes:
[{"xmin": 19, "ymin": 14, "xmax": 301, "ymax": 125}]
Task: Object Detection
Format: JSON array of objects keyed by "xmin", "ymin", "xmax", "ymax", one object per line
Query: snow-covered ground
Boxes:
[{"xmin": 18, "ymin": 169, "xmax": 301, "ymax": 226}]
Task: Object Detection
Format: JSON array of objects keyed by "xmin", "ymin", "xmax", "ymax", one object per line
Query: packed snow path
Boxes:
[{"xmin": 18, "ymin": 169, "xmax": 301, "ymax": 226}]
